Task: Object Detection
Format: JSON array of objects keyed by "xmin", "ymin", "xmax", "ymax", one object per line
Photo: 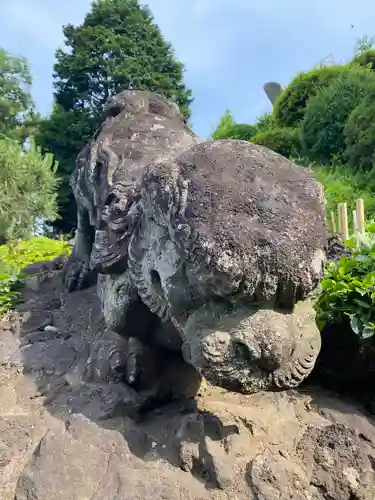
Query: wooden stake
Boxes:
[
  {"xmin": 338, "ymin": 203, "xmax": 349, "ymax": 240},
  {"xmin": 356, "ymin": 198, "xmax": 365, "ymax": 234},
  {"xmin": 330, "ymin": 211, "xmax": 337, "ymax": 233},
  {"xmin": 338, "ymin": 204, "xmax": 343, "ymax": 235},
  {"xmin": 353, "ymin": 210, "xmax": 358, "ymax": 233}
]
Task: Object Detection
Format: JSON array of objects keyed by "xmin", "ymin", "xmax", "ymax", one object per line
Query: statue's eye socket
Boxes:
[
  {"xmin": 105, "ymin": 193, "xmax": 117, "ymax": 206},
  {"xmin": 232, "ymin": 341, "xmax": 252, "ymax": 362}
]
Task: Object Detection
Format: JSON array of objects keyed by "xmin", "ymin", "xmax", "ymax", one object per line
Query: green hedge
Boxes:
[
  {"xmin": 274, "ymin": 65, "xmax": 356, "ymax": 127},
  {"xmin": 301, "ymin": 71, "xmax": 375, "ymax": 163},
  {"xmin": 344, "ymin": 93, "xmax": 375, "ymax": 171},
  {"xmin": 251, "ymin": 126, "xmax": 301, "ymax": 158}
]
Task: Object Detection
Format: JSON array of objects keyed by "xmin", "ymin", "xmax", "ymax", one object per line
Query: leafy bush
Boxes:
[
  {"xmin": 0, "ymin": 271, "xmax": 24, "ymax": 314},
  {"xmin": 344, "ymin": 93, "xmax": 375, "ymax": 171},
  {"xmin": 0, "ymin": 236, "xmax": 71, "ymax": 314},
  {"xmin": 352, "ymin": 48, "xmax": 375, "ymax": 71},
  {"xmin": 273, "ymin": 65, "xmax": 353, "ymax": 127},
  {"xmin": 254, "ymin": 112, "xmax": 276, "ymax": 133},
  {"xmin": 220, "ymin": 123, "xmax": 258, "ymax": 141},
  {"xmin": 300, "ymin": 70, "xmax": 375, "ymax": 163},
  {"xmin": 251, "ymin": 127, "xmax": 301, "ymax": 158},
  {"xmin": 315, "ymin": 233, "xmax": 375, "ymax": 340},
  {"xmin": 0, "ymin": 236, "xmax": 71, "ymax": 270},
  {"xmin": 292, "ymin": 155, "xmax": 375, "ymax": 221},
  {"xmin": 0, "ymin": 137, "xmax": 58, "ymax": 242},
  {"xmin": 211, "ymin": 110, "xmax": 257, "ymax": 140}
]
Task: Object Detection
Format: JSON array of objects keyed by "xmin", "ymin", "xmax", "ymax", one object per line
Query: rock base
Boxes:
[{"xmin": 0, "ymin": 271, "xmax": 374, "ymax": 500}]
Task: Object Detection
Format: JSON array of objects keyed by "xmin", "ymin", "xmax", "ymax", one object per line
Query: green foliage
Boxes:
[
  {"xmin": 344, "ymin": 93, "xmax": 375, "ymax": 171},
  {"xmin": 0, "ymin": 271, "xmax": 24, "ymax": 315},
  {"xmin": 40, "ymin": 0, "xmax": 192, "ymax": 232},
  {"xmin": 220, "ymin": 123, "xmax": 257, "ymax": 141},
  {"xmin": 0, "ymin": 237, "xmax": 71, "ymax": 314},
  {"xmin": 311, "ymin": 164, "xmax": 375, "ymax": 220},
  {"xmin": 352, "ymin": 49, "xmax": 375, "ymax": 71},
  {"xmin": 0, "ymin": 137, "xmax": 58, "ymax": 242},
  {"xmin": 54, "ymin": 0, "xmax": 192, "ymax": 117},
  {"xmin": 354, "ymin": 35, "xmax": 375, "ymax": 55},
  {"xmin": 300, "ymin": 70, "xmax": 375, "ymax": 163},
  {"xmin": 36, "ymin": 105, "xmax": 95, "ymax": 232},
  {"xmin": 254, "ymin": 112, "xmax": 276, "ymax": 133},
  {"xmin": 0, "ymin": 236, "xmax": 71, "ymax": 270},
  {"xmin": 211, "ymin": 110, "xmax": 233, "ymax": 138},
  {"xmin": 0, "ymin": 47, "xmax": 34, "ymax": 139},
  {"xmin": 315, "ymin": 233, "xmax": 375, "ymax": 340},
  {"xmin": 251, "ymin": 126, "xmax": 301, "ymax": 158},
  {"xmin": 211, "ymin": 110, "xmax": 257, "ymax": 140},
  {"xmin": 273, "ymin": 65, "xmax": 351, "ymax": 127}
]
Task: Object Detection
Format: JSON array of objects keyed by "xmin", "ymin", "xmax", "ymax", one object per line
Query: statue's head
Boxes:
[{"xmin": 113, "ymin": 139, "xmax": 327, "ymax": 392}]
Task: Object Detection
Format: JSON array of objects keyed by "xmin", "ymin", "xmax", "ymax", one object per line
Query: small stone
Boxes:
[
  {"xmin": 38, "ymin": 316, "xmax": 54, "ymax": 331},
  {"xmin": 44, "ymin": 325, "xmax": 59, "ymax": 334}
]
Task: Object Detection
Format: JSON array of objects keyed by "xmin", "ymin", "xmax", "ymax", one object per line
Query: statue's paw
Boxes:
[{"xmin": 62, "ymin": 257, "xmax": 97, "ymax": 292}]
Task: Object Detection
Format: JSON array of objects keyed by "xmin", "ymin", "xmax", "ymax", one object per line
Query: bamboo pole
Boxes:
[
  {"xmin": 330, "ymin": 211, "xmax": 337, "ymax": 233},
  {"xmin": 338, "ymin": 203, "xmax": 343, "ymax": 235},
  {"xmin": 353, "ymin": 210, "xmax": 358, "ymax": 233},
  {"xmin": 356, "ymin": 198, "xmax": 365, "ymax": 234},
  {"xmin": 338, "ymin": 203, "xmax": 349, "ymax": 240}
]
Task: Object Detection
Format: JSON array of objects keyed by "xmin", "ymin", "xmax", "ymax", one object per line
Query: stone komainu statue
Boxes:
[{"xmin": 63, "ymin": 90, "xmax": 327, "ymax": 402}]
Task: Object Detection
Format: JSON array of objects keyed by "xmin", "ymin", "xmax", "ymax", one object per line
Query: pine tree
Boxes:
[{"xmin": 38, "ymin": 0, "xmax": 193, "ymax": 231}]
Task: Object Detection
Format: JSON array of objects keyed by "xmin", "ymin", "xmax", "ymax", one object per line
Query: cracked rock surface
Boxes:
[{"xmin": 0, "ymin": 270, "xmax": 374, "ymax": 499}]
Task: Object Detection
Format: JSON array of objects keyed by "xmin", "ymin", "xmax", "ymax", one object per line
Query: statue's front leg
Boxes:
[
  {"xmin": 62, "ymin": 206, "xmax": 98, "ymax": 292},
  {"xmin": 122, "ymin": 334, "xmax": 201, "ymax": 410}
]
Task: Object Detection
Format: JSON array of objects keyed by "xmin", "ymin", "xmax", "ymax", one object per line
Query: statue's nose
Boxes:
[
  {"xmin": 257, "ymin": 348, "xmax": 285, "ymax": 372},
  {"xmin": 258, "ymin": 340, "xmax": 295, "ymax": 372},
  {"xmin": 232, "ymin": 338, "xmax": 292, "ymax": 373}
]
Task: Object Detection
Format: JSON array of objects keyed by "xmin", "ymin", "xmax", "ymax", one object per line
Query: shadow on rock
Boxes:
[
  {"xmin": 305, "ymin": 319, "xmax": 375, "ymax": 413},
  {"xmin": 2, "ymin": 270, "xmax": 245, "ymax": 498},
  {"xmin": 1, "ymin": 269, "xmax": 375, "ymax": 499}
]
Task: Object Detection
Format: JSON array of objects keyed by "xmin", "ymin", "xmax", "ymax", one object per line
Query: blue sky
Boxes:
[{"xmin": 1, "ymin": 0, "xmax": 374, "ymax": 138}]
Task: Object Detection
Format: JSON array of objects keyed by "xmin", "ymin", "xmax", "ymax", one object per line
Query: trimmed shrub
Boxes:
[
  {"xmin": 300, "ymin": 71, "xmax": 375, "ymax": 163},
  {"xmin": 251, "ymin": 127, "xmax": 301, "ymax": 158},
  {"xmin": 344, "ymin": 93, "xmax": 375, "ymax": 171},
  {"xmin": 274, "ymin": 65, "xmax": 354, "ymax": 127}
]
